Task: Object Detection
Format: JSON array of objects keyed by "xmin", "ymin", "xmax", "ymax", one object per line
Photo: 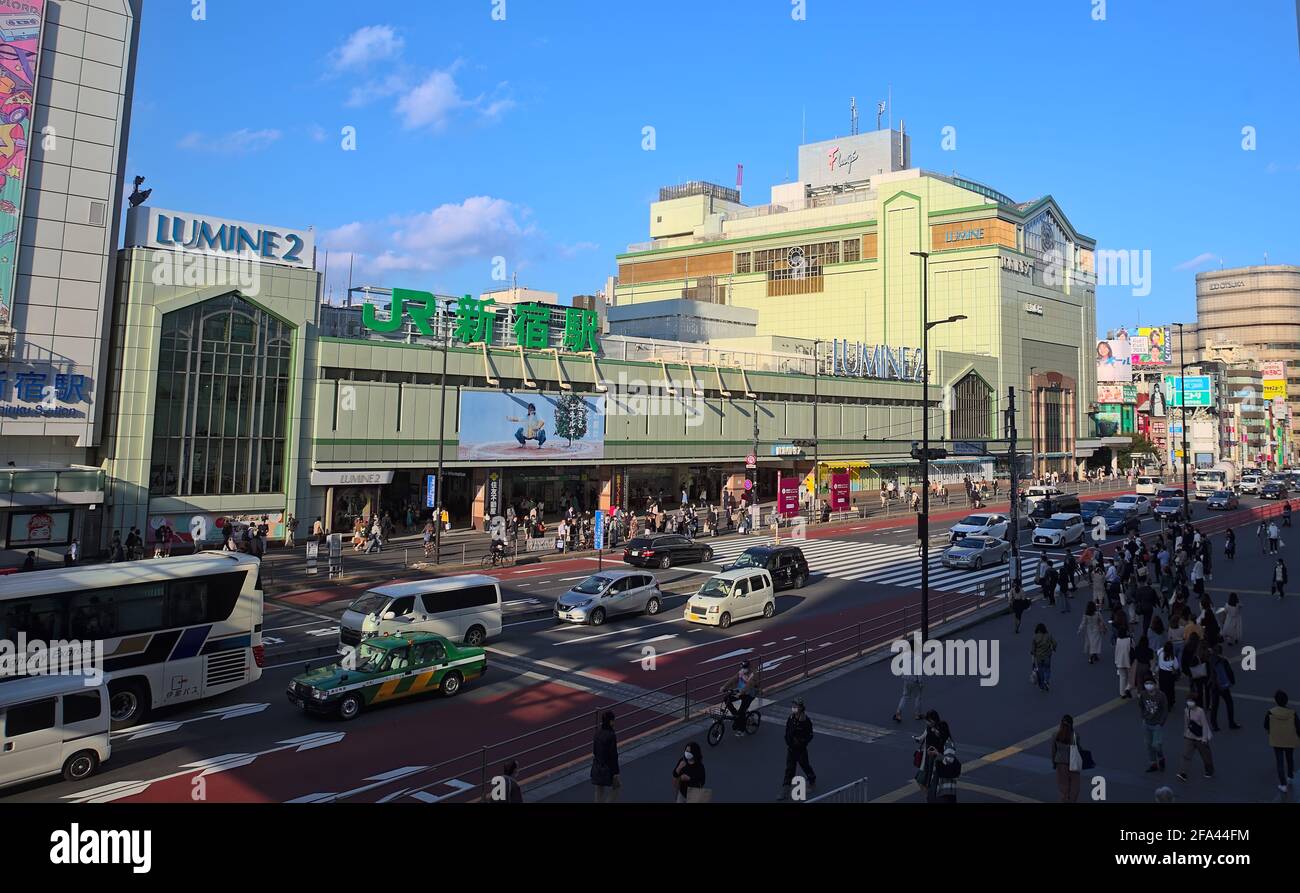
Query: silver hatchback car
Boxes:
[{"xmin": 555, "ymin": 570, "xmax": 663, "ymax": 626}]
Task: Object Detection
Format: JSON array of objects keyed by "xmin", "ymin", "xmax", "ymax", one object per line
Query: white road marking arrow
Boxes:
[
  {"xmin": 304, "ymin": 626, "xmax": 341, "ymax": 637},
  {"xmin": 285, "ymin": 765, "xmax": 429, "ymax": 804},
  {"xmin": 262, "ymin": 636, "xmax": 286, "ymax": 645},
  {"xmin": 409, "ymin": 779, "xmax": 475, "ymax": 803},
  {"xmin": 62, "ymin": 731, "xmax": 346, "ymax": 803},
  {"xmin": 114, "ymin": 703, "xmax": 271, "ymax": 741},
  {"xmin": 702, "ymin": 647, "xmax": 754, "ymax": 664}
]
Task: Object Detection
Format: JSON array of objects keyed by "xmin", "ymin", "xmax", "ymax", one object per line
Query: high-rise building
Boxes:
[{"xmin": 0, "ymin": 0, "xmax": 141, "ymax": 563}]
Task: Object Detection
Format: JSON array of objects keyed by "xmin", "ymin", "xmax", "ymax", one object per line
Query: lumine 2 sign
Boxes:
[
  {"xmin": 363, "ymin": 289, "xmax": 601, "ymax": 353},
  {"xmin": 830, "ymin": 339, "xmax": 925, "ymax": 382}
]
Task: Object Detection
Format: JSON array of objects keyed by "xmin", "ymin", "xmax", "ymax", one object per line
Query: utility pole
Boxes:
[
  {"xmin": 812, "ymin": 340, "xmax": 822, "ymax": 520},
  {"xmin": 751, "ymin": 397, "xmax": 760, "ymax": 520},
  {"xmin": 1175, "ymin": 322, "xmax": 1191, "ymax": 521},
  {"xmin": 433, "ymin": 303, "xmax": 450, "ymax": 563},
  {"xmin": 1006, "ymin": 387, "xmax": 1021, "ymax": 582}
]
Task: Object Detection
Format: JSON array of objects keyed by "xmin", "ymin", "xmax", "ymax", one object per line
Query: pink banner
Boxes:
[
  {"xmin": 830, "ymin": 473, "xmax": 850, "ymax": 511},
  {"xmin": 778, "ymin": 476, "xmax": 799, "ymax": 517}
]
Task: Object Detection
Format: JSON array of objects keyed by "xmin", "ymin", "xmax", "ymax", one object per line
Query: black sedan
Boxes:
[
  {"xmin": 622, "ymin": 535, "xmax": 713, "ymax": 568},
  {"xmin": 1261, "ymin": 483, "xmax": 1289, "ymax": 500},
  {"xmin": 1080, "ymin": 500, "xmax": 1112, "ymax": 524},
  {"xmin": 1101, "ymin": 507, "xmax": 1141, "ymax": 535}
]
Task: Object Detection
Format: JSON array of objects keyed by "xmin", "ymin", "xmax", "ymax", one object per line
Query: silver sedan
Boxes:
[{"xmin": 940, "ymin": 535, "xmax": 1010, "ymax": 570}]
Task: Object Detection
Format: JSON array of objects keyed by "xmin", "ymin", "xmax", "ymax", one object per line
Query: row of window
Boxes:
[
  {"xmin": 4, "ymin": 692, "xmax": 102, "ymax": 737},
  {"xmin": 735, "ymin": 239, "xmax": 859, "ymax": 276},
  {"xmin": 0, "ymin": 573, "xmax": 244, "ymax": 641}
]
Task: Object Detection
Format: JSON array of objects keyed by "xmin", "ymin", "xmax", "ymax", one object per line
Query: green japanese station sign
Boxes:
[{"xmin": 361, "ymin": 288, "xmax": 601, "ymax": 354}]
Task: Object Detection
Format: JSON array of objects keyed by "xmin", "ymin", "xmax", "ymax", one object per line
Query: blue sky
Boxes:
[{"xmin": 128, "ymin": 0, "xmax": 1299, "ymax": 331}]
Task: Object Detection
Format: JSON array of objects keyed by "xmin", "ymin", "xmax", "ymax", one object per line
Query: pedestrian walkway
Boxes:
[{"xmin": 702, "ymin": 535, "xmax": 1069, "ymax": 596}]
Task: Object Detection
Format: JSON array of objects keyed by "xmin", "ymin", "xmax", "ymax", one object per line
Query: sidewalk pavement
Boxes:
[{"xmin": 538, "ymin": 529, "xmax": 1300, "ymax": 804}]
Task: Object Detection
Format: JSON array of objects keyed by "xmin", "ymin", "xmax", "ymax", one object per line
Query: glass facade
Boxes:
[
  {"xmin": 150, "ymin": 294, "xmax": 293, "ymax": 497},
  {"xmin": 951, "ymin": 372, "xmax": 992, "ymax": 440}
]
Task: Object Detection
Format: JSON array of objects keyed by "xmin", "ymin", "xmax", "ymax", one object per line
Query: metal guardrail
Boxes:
[{"xmin": 806, "ymin": 776, "xmax": 869, "ymax": 803}]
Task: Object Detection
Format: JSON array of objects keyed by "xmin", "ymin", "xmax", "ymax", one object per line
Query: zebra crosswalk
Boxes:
[{"xmin": 702, "ymin": 535, "xmax": 1072, "ymax": 595}]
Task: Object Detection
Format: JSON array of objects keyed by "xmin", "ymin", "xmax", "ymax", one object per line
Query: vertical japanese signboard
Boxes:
[
  {"xmin": 0, "ymin": 1, "xmax": 44, "ymax": 330},
  {"xmin": 830, "ymin": 473, "xmax": 850, "ymax": 511},
  {"xmin": 778, "ymin": 477, "xmax": 800, "ymax": 517}
]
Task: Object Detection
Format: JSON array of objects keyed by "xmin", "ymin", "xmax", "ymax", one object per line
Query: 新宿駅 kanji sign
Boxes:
[
  {"xmin": 362, "ymin": 288, "xmax": 601, "ymax": 354},
  {"xmin": 0, "ymin": 365, "xmax": 92, "ymax": 418}
]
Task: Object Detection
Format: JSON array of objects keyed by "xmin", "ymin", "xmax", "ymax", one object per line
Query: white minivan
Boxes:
[
  {"xmin": 1135, "ymin": 475, "xmax": 1162, "ymax": 495},
  {"xmin": 338, "ymin": 574, "xmax": 503, "ymax": 653},
  {"xmin": 685, "ymin": 568, "xmax": 776, "ymax": 628},
  {"xmin": 1, "ymin": 677, "xmax": 110, "ymax": 791}
]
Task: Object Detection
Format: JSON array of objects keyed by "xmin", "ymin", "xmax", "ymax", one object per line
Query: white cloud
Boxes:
[
  {"xmin": 1174, "ymin": 252, "xmax": 1218, "ymax": 271},
  {"xmin": 558, "ymin": 241, "xmax": 599, "ymax": 259},
  {"xmin": 395, "ymin": 69, "xmax": 470, "ymax": 130},
  {"xmin": 331, "ymin": 25, "xmax": 404, "ymax": 70},
  {"xmin": 345, "ymin": 73, "xmax": 410, "ymax": 108},
  {"xmin": 177, "ymin": 128, "xmax": 282, "ymax": 154},
  {"xmin": 321, "ymin": 197, "xmax": 535, "ymax": 275}
]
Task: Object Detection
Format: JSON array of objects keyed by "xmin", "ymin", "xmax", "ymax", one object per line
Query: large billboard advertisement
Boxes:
[
  {"xmin": 1262, "ymin": 360, "xmax": 1287, "ymax": 402},
  {"xmin": 1132, "ymin": 326, "xmax": 1170, "ymax": 366},
  {"xmin": 1164, "ymin": 374, "xmax": 1213, "ymax": 408},
  {"xmin": 458, "ymin": 391, "xmax": 606, "ymax": 461},
  {"xmin": 1096, "ymin": 338, "xmax": 1132, "ymax": 382},
  {"xmin": 0, "ymin": 1, "xmax": 45, "ymax": 329}
]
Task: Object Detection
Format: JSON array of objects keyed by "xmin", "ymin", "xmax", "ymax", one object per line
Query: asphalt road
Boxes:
[{"xmin": 3, "ymin": 487, "xmax": 1280, "ymax": 804}]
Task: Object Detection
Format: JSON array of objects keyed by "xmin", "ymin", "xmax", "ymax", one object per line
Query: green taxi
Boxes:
[{"xmin": 286, "ymin": 631, "xmax": 486, "ymax": 720}]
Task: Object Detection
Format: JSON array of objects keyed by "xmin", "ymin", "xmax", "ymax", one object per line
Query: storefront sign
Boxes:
[
  {"xmin": 1023, "ymin": 302, "xmax": 1044, "ymax": 315},
  {"xmin": 778, "ymin": 477, "xmax": 799, "ymax": 518},
  {"xmin": 1164, "ymin": 375, "xmax": 1213, "ymax": 408},
  {"xmin": 1001, "ymin": 256, "xmax": 1033, "ymax": 276},
  {"xmin": 425, "ymin": 475, "xmax": 437, "ymax": 509},
  {"xmin": 771, "ymin": 445, "xmax": 803, "ymax": 457},
  {"xmin": 125, "ymin": 206, "xmax": 314, "ymax": 269},
  {"xmin": 525, "ymin": 537, "xmax": 550, "ymax": 553},
  {"xmin": 594, "ymin": 510, "xmax": 605, "ymax": 550},
  {"xmin": 309, "ymin": 470, "xmax": 395, "ymax": 486},
  {"xmin": 485, "ymin": 470, "xmax": 502, "ymax": 517},
  {"xmin": 1207, "ymin": 280, "xmax": 1246, "ymax": 291},
  {"xmin": 830, "ymin": 473, "xmax": 850, "ymax": 511},
  {"xmin": 945, "ymin": 227, "xmax": 985, "ymax": 243},
  {"xmin": 458, "ymin": 390, "xmax": 605, "ymax": 461},
  {"xmin": 830, "ymin": 340, "xmax": 924, "ymax": 382},
  {"xmin": 0, "ymin": 0, "xmax": 44, "ymax": 330},
  {"xmin": 0, "ymin": 365, "xmax": 91, "ymax": 418}
]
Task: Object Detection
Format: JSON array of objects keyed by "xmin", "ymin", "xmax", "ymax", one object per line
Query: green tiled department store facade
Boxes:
[{"xmin": 99, "ymin": 245, "xmax": 1004, "ymax": 545}]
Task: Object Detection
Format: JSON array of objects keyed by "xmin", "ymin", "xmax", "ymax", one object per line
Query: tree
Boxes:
[{"xmin": 553, "ymin": 394, "xmax": 589, "ymax": 447}]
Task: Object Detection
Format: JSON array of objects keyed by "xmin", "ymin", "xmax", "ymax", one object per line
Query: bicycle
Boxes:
[
  {"xmin": 707, "ymin": 692, "xmax": 762, "ymax": 746},
  {"xmin": 480, "ymin": 543, "xmax": 511, "ymax": 568}
]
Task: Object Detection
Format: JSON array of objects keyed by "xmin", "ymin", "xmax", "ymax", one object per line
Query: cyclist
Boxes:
[
  {"xmin": 489, "ymin": 538, "xmax": 508, "ymax": 566},
  {"xmin": 721, "ymin": 660, "xmax": 762, "ymax": 738}
]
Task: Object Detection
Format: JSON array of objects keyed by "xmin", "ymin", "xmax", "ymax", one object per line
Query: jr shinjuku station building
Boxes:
[{"xmin": 81, "ymin": 127, "xmax": 1100, "ymax": 554}]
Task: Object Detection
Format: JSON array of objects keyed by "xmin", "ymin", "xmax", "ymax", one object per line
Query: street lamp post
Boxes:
[
  {"xmin": 433, "ymin": 304, "xmax": 450, "ymax": 563},
  {"xmin": 813, "ymin": 339, "xmax": 823, "ymax": 520},
  {"xmin": 1028, "ymin": 366, "xmax": 1038, "ymax": 481},
  {"xmin": 1174, "ymin": 322, "xmax": 1191, "ymax": 521},
  {"xmin": 911, "ymin": 250, "xmax": 967, "ymax": 642}
]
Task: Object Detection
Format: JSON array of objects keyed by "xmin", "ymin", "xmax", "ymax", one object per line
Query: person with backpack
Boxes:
[
  {"xmin": 1138, "ymin": 677, "xmax": 1170, "ymax": 773},
  {"xmin": 1206, "ymin": 645, "xmax": 1241, "ymax": 732},
  {"xmin": 1264, "ymin": 690, "xmax": 1300, "ymax": 794},
  {"xmin": 778, "ymin": 699, "xmax": 816, "ymax": 799},
  {"xmin": 1049, "ymin": 714, "xmax": 1084, "ymax": 802}
]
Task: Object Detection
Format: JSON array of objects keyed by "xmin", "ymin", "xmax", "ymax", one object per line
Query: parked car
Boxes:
[
  {"xmin": 684, "ymin": 569, "xmax": 776, "ymax": 628},
  {"xmin": 1029, "ymin": 493, "xmax": 1082, "ymax": 521},
  {"xmin": 1101, "ymin": 506, "xmax": 1142, "ymax": 535},
  {"xmin": 1079, "ymin": 500, "xmax": 1112, "ymax": 524},
  {"xmin": 554, "ymin": 570, "xmax": 663, "ymax": 625},
  {"xmin": 1260, "ymin": 482, "xmax": 1289, "ymax": 500},
  {"xmin": 948, "ymin": 513, "xmax": 1010, "ymax": 543},
  {"xmin": 1205, "ymin": 490, "xmax": 1240, "ymax": 511},
  {"xmin": 940, "ymin": 535, "xmax": 1010, "ymax": 570},
  {"xmin": 725, "ymin": 545, "xmax": 810, "ymax": 590},
  {"xmin": 622, "ymin": 534, "xmax": 713, "ymax": 568},
  {"xmin": 1032, "ymin": 512, "xmax": 1085, "ymax": 547},
  {"xmin": 1111, "ymin": 494, "xmax": 1153, "ymax": 517},
  {"xmin": 1153, "ymin": 497, "xmax": 1187, "ymax": 520},
  {"xmin": 288, "ymin": 632, "xmax": 485, "ymax": 720}
]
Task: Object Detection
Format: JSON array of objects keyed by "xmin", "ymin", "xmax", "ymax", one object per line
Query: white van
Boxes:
[
  {"xmin": 338, "ymin": 575, "xmax": 503, "ymax": 653},
  {"xmin": 1135, "ymin": 475, "xmax": 1162, "ymax": 495},
  {"xmin": 685, "ymin": 568, "xmax": 775, "ymax": 628},
  {"xmin": 1, "ymin": 677, "xmax": 110, "ymax": 791}
]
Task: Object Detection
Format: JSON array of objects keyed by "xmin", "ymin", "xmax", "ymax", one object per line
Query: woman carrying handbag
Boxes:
[{"xmin": 1049, "ymin": 714, "xmax": 1090, "ymax": 802}]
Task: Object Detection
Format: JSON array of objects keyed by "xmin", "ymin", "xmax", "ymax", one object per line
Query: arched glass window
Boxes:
[
  {"xmin": 951, "ymin": 372, "xmax": 992, "ymax": 440},
  {"xmin": 149, "ymin": 294, "xmax": 293, "ymax": 496}
]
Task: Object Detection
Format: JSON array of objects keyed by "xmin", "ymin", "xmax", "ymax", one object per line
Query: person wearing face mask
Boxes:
[
  {"xmin": 1138, "ymin": 677, "xmax": 1170, "ymax": 772},
  {"xmin": 1176, "ymin": 693, "xmax": 1214, "ymax": 782},
  {"xmin": 778, "ymin": 699, "xmax": 816, "ymax": 799},
  {"xmin": 722, "ymin": 660, "xmax": 762, "ymax": 736},
  {"xmin": 671, "ymin": 742, "xmax": 707, "ymax": 802}
]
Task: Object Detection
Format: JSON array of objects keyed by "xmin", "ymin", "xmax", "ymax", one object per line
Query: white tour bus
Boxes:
[
  {"xmin": 0, "ymin": 552, "xmax": 264, "ymax": 728},
  {"xmin": 0, "ymin": 676, "xmax": 111, "ymax": 791}
]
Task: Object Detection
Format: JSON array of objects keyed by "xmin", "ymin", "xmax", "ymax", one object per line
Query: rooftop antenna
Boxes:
[
  {"xmin": 801, "ymin": 105, "xmax": 806, "ymax": 144},
  {"xmin": 875, "ymin": 99, "xmax": 886, "ymax": 131},
  {"xmin": 850, "ymin": 96, "xmax": 858, "ymax": 135},
  {"xmin": 888, "ymin": 84, "xmax": 892, "ymax": 131}
]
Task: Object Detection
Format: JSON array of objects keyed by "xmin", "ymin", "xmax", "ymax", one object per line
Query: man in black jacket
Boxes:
[
  {"xmin": 779, "ymin": 699, "xmax": 816, "ymax": 799},
  {"xmin": 1135, "ymin": 576, "xmax": 1158, "ymax": 636},
  {"xmin": 591, "ymin": 710, "xmax": 620, "ymax": 803}
]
